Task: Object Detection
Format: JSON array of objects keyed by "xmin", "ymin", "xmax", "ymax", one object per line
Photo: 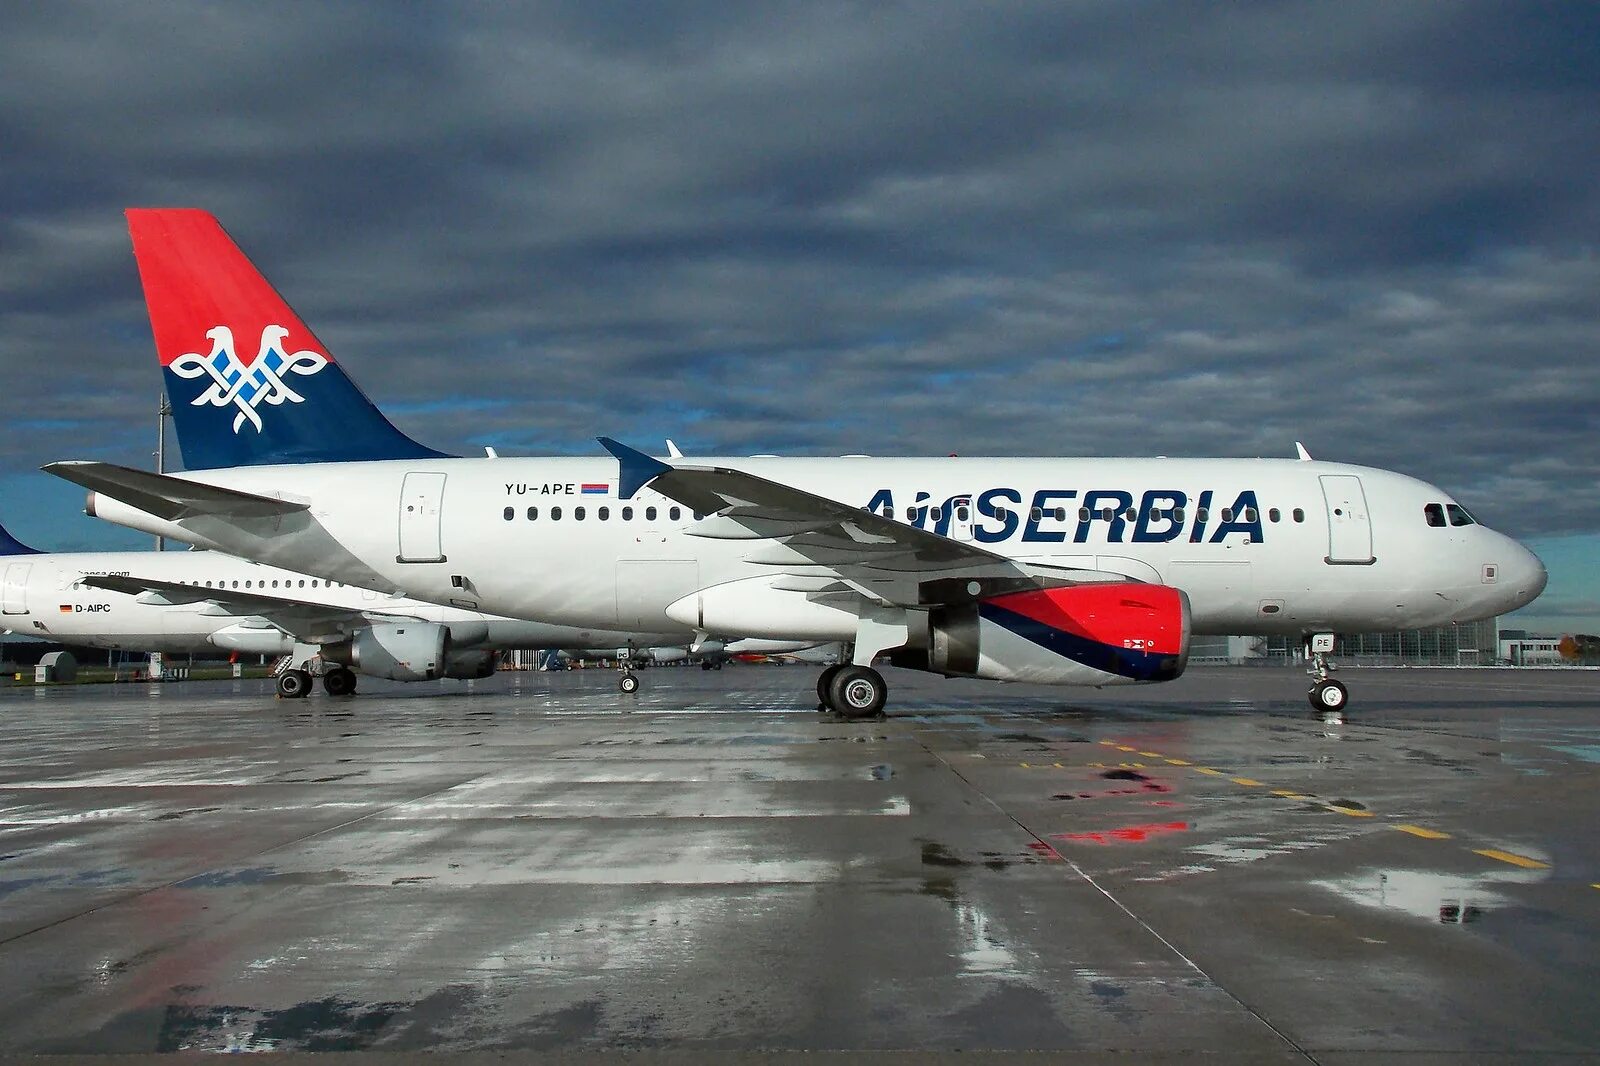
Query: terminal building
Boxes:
[{"xmin": 1190, "ymin": 618, "xmax": 1502, "ymax": 666}]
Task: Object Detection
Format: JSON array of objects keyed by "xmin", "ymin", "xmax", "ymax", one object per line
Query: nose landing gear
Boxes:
[{"xmin": 1305, "ymin": 632, "xmax": 1349, "ymax": 712}]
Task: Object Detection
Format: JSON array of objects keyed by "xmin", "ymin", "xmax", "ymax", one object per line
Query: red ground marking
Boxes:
[{"xmin": 1051, "ymin": 821, "xmax": 1190, "ymax": 845}]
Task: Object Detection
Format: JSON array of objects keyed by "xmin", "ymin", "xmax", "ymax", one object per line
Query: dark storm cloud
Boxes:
[{"xmin": 2, "ymin": 0, "xmax": 1598, "ymax": 555}]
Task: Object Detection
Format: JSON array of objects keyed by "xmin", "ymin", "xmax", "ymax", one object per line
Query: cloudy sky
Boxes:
[{"xmin": 1, "ymin": 2, "xmax": 1596, "ymax": 633}]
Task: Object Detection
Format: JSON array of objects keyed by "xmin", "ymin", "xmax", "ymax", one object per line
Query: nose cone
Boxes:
[{"xmin": 1501, "ymin": 541, "xmax": 1548, "ymax": 612}]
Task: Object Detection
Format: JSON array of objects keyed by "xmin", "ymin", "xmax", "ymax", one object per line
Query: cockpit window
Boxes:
[
  {"xmin": 1446, "ymin": 503, "xmax": 1476, "ymax": 527},
  {"xmin": 1424, "ymin": 503, "xmax": 1446, "ymax": 527}
]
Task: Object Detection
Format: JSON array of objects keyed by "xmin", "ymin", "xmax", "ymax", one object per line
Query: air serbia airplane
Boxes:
[
  {"xmin": 0, "ymin": 520, "xmax": 677, "ymax": 697},
  {"xmin": 46, "ymin": 209, "xmax": 1546, "ymax": 719}
]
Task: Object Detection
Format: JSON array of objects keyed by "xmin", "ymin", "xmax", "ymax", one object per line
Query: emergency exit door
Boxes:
[
  {"xmin": 397, "ymin": 472, "xmax": 447, "ymax": 563},
  {"xmin": 1320, "ymin": 474, "xmax": 1374, "ymax": 565},
  {"xmin": 2, "ymin": 563, "xmax": 30, "ymax": 615}
]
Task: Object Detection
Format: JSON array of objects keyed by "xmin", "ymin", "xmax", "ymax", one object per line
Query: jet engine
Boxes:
[
  {"xmin": 327, "ymin": 621, "xmax": 449, "ymax": 682},
  {"xmin": 891, "ymin": 583, "xmax": 1190, "ymax": 687}
]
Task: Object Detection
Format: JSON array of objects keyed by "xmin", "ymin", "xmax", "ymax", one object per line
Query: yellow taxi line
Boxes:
[
  {"xmin": 1473, "ymin": 848, "xmax": 1550, "ymax": 870},
  {"xmin": 1395, "ymin": 824, "xmax": 1452, "ymax": 840}
]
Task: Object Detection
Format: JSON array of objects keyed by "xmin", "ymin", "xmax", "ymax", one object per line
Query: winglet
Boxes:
[
  {"xmin": 665, "ymin": 439, "xmax": 683, "ymax": 459},
  {"xmin": 1294, "ymin": 441, "xmax": 1313, "ymax": 461},
  {"xmin": 597, "ymin": 438, "xmax": 672, "ymax": 500},
  {"xmin": 0, "ymin": 520, "xmax": 40, "ymax": 556}
]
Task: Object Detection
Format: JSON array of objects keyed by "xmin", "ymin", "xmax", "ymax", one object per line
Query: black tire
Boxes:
[
  {"xmin": 619, "ymin": 672, "xmax": 640, "ymax": 694},
  {"xmin": 828, "ymin": 665, "xmax": 887, "ymax": 720},
  {"xmin": 701, "ymin": 661, "xmax": 713, "ymax": 670},
  {"xmin": 816, "ymin": 664, "xmax": 844, "ymax": 708},
  {"xmin": 1308, "ymin": 678, "xmax": 1348, "ymax": 712},
  {"xmin": 322, "ymin": 668, "xmax": 358, "ymax": 697},
  {"xmin": 277, "ymin": 669, "xmax": 312, "ymax": 699}
]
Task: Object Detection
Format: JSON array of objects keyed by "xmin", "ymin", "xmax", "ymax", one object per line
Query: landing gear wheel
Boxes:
[
  {"xmin": 1309, "ymin": 678, "xmax": 1348, "ymax": 712},
  {"xmin": 322, "ymin": 668, "xmax": 358, "ymax": 697},
  {"xmin": 276, "ymin": 669, "xmax": 313, "ymax": 699},
  {"xmin": 816, "ymin": 664, "xmax": 844, "ymax": 712},
  {"xmin": 701, "ymin": 661, "xmax": 713, "ymax": 671},
  {"xmin": 828, "ymin": 665, "xmax": 887, "ymax": 721},
  {"xmin": 619, "ymin": 672, "xmax": 640, "ymax": 695}
]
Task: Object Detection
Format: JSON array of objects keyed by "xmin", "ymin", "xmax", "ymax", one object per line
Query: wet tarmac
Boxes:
[{"xmin": 0, "ymin": 665, "xmax": 1597, "ymax": 1062}]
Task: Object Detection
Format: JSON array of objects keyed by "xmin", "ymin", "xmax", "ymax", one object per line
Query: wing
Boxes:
[
  {"xmin": 81, "ymin": 573, "xmax": 420, "ymax": 645},
  {"xmin": 599, "ymin": 438, "xmax": 1106, "ymax": 606},
  {"xmin": 42, "ymin": 461, "xmax": 306, "ymax": 521}
]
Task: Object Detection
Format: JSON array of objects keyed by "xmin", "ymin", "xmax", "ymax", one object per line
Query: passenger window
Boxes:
[
  {"xmin": 311, "ymin": 580, "xmax": 318, "ymax": 588},
  {"xmin": 930, "ymin": 507, "xmax": 942, "ymax": 522},
  {"xmin": 1197, "ymin": 507, "xmax": 1209, "ymax": 523},
  {"xmin": 904, "ymin": 507, "xmax": 916, "ymax": 521},
  {"xmin": 1220, "ymin": 508, "xmax": 1233, "ymax": 523},
  {"xmin": 1079, "ymin": 507, "xmax": 1090, "ymax": 522},
  {"xmin": 670, "ymin": 507, "xmax": 681, "ymax": 521},
  {"xmin": 1446, "ymin": 503, "xmax": 1476, "ymax": 526},
  {"xmin": 622, "ymin": 506, "xmax": 633, "ymax": 521},
  {"xmin": 1055, "ymin": 507, "xmax": 1067, "ymax": 522},
  {"xmin": 1173, "ymin": 507, "xmax": 1186, "ymax": 524},
  {"xmin": 503, "ymin": 507, "xmax": 513, "ymax": 521},
  {"xmin": 1269, "ymin": 508, "xmax": 1280, "ymax": 523},
  {"xmin": 298, "ymin": 580, "xmax": 305, "ymax": 588},
  {"xmin": 205, "ymin": 580, "xmax": 213, "ymax": 588},
  {"xmin": 1424, "ymin": 503, "xmax": 1446, "ymax": 527},
  {"xmin": 1244, "ymin": 507, "xmax": 1258, "ymax": 523},
  {"xmin": 231, "ymin": 581, "xmax": 239, "ymax": 589},
  {"xmin": 1292, "ymin": 508, "xmax": 1305, "ymax": 523},
  {"xmin": 1100, "ymin": 507, "xmax": 1114, "ymax": 521},
  {"xmin": 957, "ymin": 506, "xmax": 970, "ymax": 521},
  {"xmin": 574, "ymin": 506, "xmax": 586, "ymax": 521},
  {"xmin": 272, "ymin": 580, "xmax": 279, "ymax": 588},
  {"xmin": 1123, "ymin": 508, "xmax": 1136, "ymax": 521},
  {"xmin": 527, "ymin": 506, "xmax": 538, "ymax": 520},
  {"xmin": 693, "ymin": 511, "xmax": 702, "ymax": 521},
  {"xmin": 551, "ymin": 506, "xmax": 562, "ymax": 520},
  {"xmin": 1030, "ymin": 507, "xmax": 1042, "ymax": 522},
  {"xmin": 599, "ymin": 506, "xmax": 610, "ymax": 520},
  {"xmin": 646, "ymin": 506, "xmax": 657, "ymax": 521}
]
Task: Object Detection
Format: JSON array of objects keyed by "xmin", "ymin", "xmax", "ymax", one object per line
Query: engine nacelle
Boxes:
[
  {"xmin": 443, "ymin": 649, "xmax": 500, "ymax": 680},
  {"xmin": 893, "ymin": 583, "xmax": 1190, "ymax": 687},
  {"xmin": 344, "ymin": 621, "xmax": 449, "ymax": 681}
]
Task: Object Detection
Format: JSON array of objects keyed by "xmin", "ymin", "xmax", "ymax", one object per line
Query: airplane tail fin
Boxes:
[
  {"xmin": 125, "ymin": 209, "xmax": 449, "ymax": 469},
  {"xmin": 0, "ymin": 521, "xmax": 41, "ymax": 556}
]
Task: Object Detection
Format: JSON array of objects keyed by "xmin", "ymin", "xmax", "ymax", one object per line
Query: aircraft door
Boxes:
[
  {"xmin": 1, "ymin": 563, "xmax": 29, "ymax": 615},
  {"xmin": 398, "ymin": 472, "xmax": 447, "ymax": 563},
  {"xmin": 948, "ymin": 495, "xmax": 975, "ymax": 541},
  {"xmin": 1319, "ymin": 475, "xmax": 1374, "ymax": 564}
]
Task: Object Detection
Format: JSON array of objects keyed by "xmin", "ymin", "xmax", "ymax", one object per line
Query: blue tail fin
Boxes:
[
  {"xmin": 0, "ymin": 521, "xmax": 40, "ymax": 556},
  {"xmin": 127, "ymin": 209, "xmax": 450, "ymax": 469}
]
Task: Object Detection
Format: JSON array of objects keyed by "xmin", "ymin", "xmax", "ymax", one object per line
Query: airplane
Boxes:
[
  {"xmin": 45, "ymin": 209, "xmax": 1547, "ymax": 720},
  {"xmin": 558, "ymin": 637, "xmax": 824, "ymax": 670},
  {"xmin": 0, "ymin": 519, "xmax": 678, "ymax": 698}
]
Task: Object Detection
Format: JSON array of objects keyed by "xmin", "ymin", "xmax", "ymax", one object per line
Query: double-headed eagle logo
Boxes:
[{"xmin": 169, "ymin": 325, "xmax": 328, "ymax": 434}]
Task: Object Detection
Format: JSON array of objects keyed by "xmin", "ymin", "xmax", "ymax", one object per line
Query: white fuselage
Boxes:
[
  {"xmin": 0, "ymin": 548, "xmax": 676, "ymax": 654},
  {"xmin": 82, "ymin": 455, "xmax": 1547, "ymax": 642}
]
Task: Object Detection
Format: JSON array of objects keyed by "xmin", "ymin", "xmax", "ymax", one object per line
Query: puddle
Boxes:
[
  {"xmin": 1317, "ymin": 866, "xmax": 1549, "ymax": 923},
  {"xmin": 869, "ymin": 764, "xmax": 894, "ymax": 780}
]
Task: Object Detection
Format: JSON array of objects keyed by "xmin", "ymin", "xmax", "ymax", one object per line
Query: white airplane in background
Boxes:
[
  {"xmin": 0, "ymin": 520, "xmax": 677, "ymax": 698},
  {"xmin": 47, "ymin": 209, "xmax": 1546, "ymax": 719}
]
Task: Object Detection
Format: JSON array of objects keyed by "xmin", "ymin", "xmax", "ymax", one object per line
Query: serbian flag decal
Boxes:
[{"xmin": 581, "ymin": 483, "xmax": 609, "ymax": 495}]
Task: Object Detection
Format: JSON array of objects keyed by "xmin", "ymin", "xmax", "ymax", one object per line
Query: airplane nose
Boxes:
[{"xmin": 1502, "ymin": 543, "xmax": 1547, "ymax": 611}]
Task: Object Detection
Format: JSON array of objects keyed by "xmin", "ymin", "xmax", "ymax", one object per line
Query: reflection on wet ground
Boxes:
[{"xmin": 0, "ymin": 665, "xmax": 1597, "ymax": 1058}]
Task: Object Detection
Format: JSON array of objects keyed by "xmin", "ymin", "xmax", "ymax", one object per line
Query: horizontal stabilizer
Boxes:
[{"xmin": 42, "ymin": 461, "xmax": 308, "ymax": 522}]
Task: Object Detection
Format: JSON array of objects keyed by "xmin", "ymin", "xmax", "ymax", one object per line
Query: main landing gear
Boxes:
[
  {"xmin": 322, "ymin": 667, "xmax": 358, "ymax": 697},
  {"xmin": 1305, "ymin": 632, "xmax": 1348, "ymax": 713},
  {"xmin": 276, "ymin": 669, "xmax": 313, "ymax": 699},
  {"xmin": 816, "ymin": 662, "xmax": 888, "ymax": 720}
]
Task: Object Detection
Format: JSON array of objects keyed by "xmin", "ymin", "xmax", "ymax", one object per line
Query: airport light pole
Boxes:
[{"xmin": 155, "ymin": 393, "xmax": 170, "ymax": 551}]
